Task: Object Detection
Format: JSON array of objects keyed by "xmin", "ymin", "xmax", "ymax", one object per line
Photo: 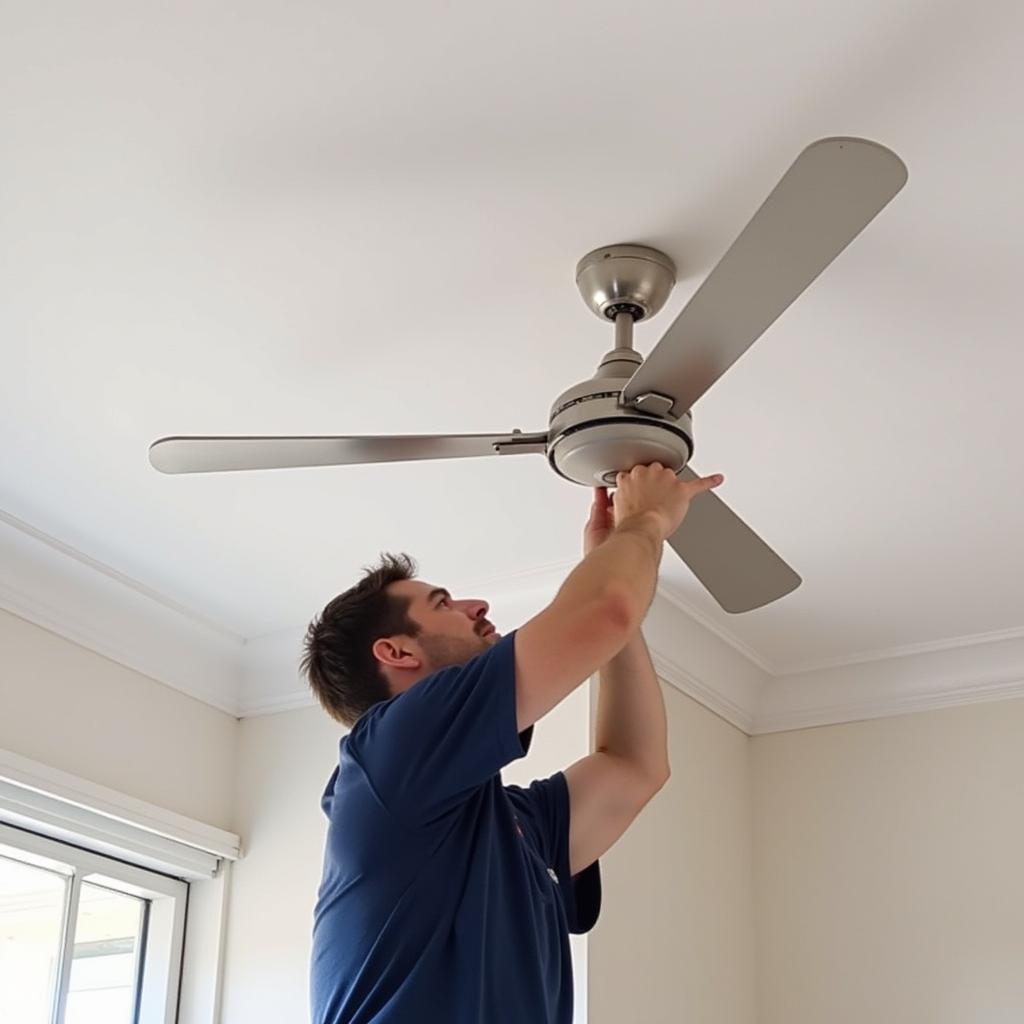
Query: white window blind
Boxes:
[{"xmin": 0, "ymin": 749, "xmax": 240, "ymax": 881}]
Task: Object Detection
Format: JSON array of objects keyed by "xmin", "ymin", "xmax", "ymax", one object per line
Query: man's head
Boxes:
[{"xmin": 300, "ymin": 552, "xmax": 500, "ymax": 726}]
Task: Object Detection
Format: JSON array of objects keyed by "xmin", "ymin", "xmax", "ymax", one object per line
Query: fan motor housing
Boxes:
[{"xmin": 547, "ymin": 374, "xmax": 694, "ymax": 487}]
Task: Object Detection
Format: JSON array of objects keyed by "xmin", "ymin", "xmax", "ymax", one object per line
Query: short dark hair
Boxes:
[{"xmin": 300, "ymin": 552, "xmax": 421, "ymax": 726}]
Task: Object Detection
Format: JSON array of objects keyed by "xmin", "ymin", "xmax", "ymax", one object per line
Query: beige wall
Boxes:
[
  {"xmin": 752, "ymin": 699, "xmax": 1024, "ymax": 1024},
  {"xmin": 9, "ymin": 601, "xmax": 1024, "ymax": 1024},
  {"xmin": 0, "ymin": 608, "xmax": 237, "ymax": 828},
  {"xmin": 589, "ymin": 681, "xmax": 758, "ymax": 1024},
  {"xmin": 220, "ymin": 704, "xmax": 341, "ymax": 1024}
]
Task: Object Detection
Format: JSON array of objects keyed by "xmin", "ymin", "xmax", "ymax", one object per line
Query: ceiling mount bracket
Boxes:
[{"xmin": 575, "ymin": 244, "xmax": 677, "ymax": 323}]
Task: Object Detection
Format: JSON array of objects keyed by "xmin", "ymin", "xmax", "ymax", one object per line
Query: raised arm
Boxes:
[
  {"xmin": 551, "ymin": 465, "xmax": 723, "ymax": 875},
  {"xmin": 514, "ymin": 463, "xmax": 723, "ymax": 732}
]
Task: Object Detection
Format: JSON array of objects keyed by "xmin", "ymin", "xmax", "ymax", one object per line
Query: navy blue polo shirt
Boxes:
[{"xmin": 310, "ymin": 629, "xmax": 602, "ymax": 1024}]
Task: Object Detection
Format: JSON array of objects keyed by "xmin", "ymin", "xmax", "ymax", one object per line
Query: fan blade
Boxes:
[
  {"xmin": 667, "ymin": 467, "xmax": 801, "ymax": 613},
  {"xmin": 148, "ymin": 431, "xmax": 549, "ymax": 474},
  {"xmin": 621, "ymin": 137, "xmax": 907, "ymax": 416}
]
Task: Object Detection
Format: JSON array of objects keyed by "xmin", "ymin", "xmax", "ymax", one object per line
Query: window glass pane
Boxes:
[
  {"xmin": 65, "ymin": 882, "xmax": 146, "ymax": 1024},
  {"xmin": 0, "ymin": 853, "xmax": 68, "ymax": 1024}
]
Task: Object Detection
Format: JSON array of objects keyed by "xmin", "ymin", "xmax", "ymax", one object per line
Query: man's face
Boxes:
[{"xmin": 387, "ymin": 578, "xmax": 500, "ymax": 674}]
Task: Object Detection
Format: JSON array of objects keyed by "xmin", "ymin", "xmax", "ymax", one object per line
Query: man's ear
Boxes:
[{"xmin": 371, "ymin": 636, "xmax": 422, "ymax": 671}]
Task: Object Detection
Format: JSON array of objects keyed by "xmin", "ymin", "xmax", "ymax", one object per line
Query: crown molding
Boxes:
[
  {"xmin": 0, "ymin": 510, "xmax": 242, "ymax": 640},
  {"xmin": 648, "ymin": 647, "xmax": 756, "ymax": 734},
  {"xmin": 4, "ymin": 505, "xmax": 1024, "ymax": 736},
  {"xmin": 751, "ymin": 630, "xmax": 1024, "ymax": 734},
  {"xmin": 752, "ymin": 675, "xmax": 1024, "ymax": 735},
  {"xmin": 0, "ymin": 510, "xmax": 244, "ymax": 717},
  {"xmin": 639, "ymin": 590, "xmax": 767, "ymax": 733},
  {"xmin": 239, "ymin": 688, "xmax": 315, "ymax": 717},
  {"xmin": 771, "ymin": 622, "xmax": 1024, "ymax": 676},
  {"xmin": 653, "ymin": 582, "xmax": 778, "ymax": 675}
]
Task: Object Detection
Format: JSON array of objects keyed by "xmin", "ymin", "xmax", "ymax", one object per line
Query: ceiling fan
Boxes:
[{"xmin": 150, "ymin": 136, "xmax": 907, "ymax": 614}]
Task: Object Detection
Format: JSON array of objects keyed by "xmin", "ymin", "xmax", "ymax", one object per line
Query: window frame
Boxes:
[{"xmin": 0, "ymin": 820, "xmax": 188, "ymax": 1024}]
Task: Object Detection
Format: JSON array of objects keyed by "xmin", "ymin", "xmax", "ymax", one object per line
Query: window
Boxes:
[{"xmin": 0, "ymin": 822, "xmax": 187, "ymax": 1024}]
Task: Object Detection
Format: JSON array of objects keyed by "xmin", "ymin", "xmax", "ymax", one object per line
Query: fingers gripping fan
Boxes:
[{"xmin": 150, "ymin": 137, "xmax": 907, "ymax": 613}]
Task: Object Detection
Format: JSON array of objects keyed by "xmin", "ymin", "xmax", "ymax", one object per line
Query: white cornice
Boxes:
[
  {"xmin": 0, "ymin": 510, "xmax": 242, "ymax": 641},
  {"xmin": 4, "ymin": 505, "xmax": 1024, "ymax": 735},
  {"xmin": 752, "ymin": 630, "xmax": 1024, "ymax": 734},
  {"xmin": 0, "ymin": 510, "xmax": 244, "ymax": 717},
  {"xmin": 752, "ymin": 675, "xmax": 1024, "ymax": 735},
  {"xmin": 648, "ymin": 646, "xmax": 756, "ymax": 735},
  {"xmin": 653, "ymin": 582, "xmax": 777, "ymax": 675},
  {"xmin": 771, "ymin": 622, "xmax": 1024, "ymax": 676}
]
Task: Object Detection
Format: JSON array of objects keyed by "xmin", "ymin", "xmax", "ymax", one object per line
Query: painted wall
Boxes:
[
  {"xmin": 0, "ymin": 608, "xmax": 236, "ymax": 828},
  {"xmin": 219, "ymin": 703, "xmax": 338, "ymax": 1023},
  {"xmin": 589, "ymin": 681, "xmax": 758, "ymax": 1024},
  {"xmin": 752, "ymin": 698, "xmax": 1024, "ymax": 1024}
]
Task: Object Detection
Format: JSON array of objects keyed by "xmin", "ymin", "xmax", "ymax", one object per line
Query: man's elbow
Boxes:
[{"xmin": 637, "ymin": 763, "xmax": 671, "ymax": 799}]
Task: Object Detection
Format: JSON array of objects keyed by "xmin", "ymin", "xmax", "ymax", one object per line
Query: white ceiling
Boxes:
[{"xmin": 3, "ymin": 0, "xmax": 1023, "ymax": 688}]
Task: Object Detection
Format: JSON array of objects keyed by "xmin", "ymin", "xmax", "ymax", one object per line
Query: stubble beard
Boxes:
[{"xmin": 418, "ymin": 632, "xmax": 491, "ymax": 673}]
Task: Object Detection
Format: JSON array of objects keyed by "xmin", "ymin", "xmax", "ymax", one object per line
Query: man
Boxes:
[{"xmin": 302, "ymin": 463, "xmax": 724, "ymax": 1023}]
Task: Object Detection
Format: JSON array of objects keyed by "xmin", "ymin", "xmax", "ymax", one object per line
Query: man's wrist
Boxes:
[{"xmin": 615, "ymin": 510, "xmax": 669, "ymax": 545}]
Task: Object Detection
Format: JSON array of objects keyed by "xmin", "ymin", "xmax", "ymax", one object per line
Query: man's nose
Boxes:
[{"xmin": 461, "ymin": 599, "xmax": 489, "ymax": 621}]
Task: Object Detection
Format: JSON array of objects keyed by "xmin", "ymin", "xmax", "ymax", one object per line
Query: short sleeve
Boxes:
[
  {"xmin": 505, "ymin": 772, "xmax": 603, "ymax": 934},
  {"xmin": 346, "ymin": 630, "xmax": 529, "ymax": 826}
]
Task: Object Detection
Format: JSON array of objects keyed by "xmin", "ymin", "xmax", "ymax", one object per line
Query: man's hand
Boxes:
[
  {"xmin": 614, "ymin": 463, "xmax": 724, "ymax": 542},
  {"xmin": 583, "ymin": 486, "xmax": 616, "ymax": 556},
  {"xmin": 584, "ymin": 461, "xmax": 724, "ymax": 556}
]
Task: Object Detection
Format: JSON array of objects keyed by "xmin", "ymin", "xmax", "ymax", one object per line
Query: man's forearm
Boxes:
[
  {"xmin": 594, "ymin": 626, "xmax": 670, "ymax": 783},
  {"xmin": 556, "ymin": 511, "xmax": 664, "ymax": 628}
]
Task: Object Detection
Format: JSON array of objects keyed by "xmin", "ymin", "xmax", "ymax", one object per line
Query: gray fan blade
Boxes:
[
  {"xmin": 621, "ymin": 137, "xmax": 907, "ymax": 416},
  {"xmin": 668, "ymin": 467, "xmax": 801, "ymax": 613},
  {"xmin": 149, "ymin": 431, "xmax": 549, "ymax": 474}
]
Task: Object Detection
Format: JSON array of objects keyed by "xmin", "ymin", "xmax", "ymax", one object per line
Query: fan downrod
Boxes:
[{"xmin": 575, "ymin": 244, "xmax": 676, "ymax": 324}]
